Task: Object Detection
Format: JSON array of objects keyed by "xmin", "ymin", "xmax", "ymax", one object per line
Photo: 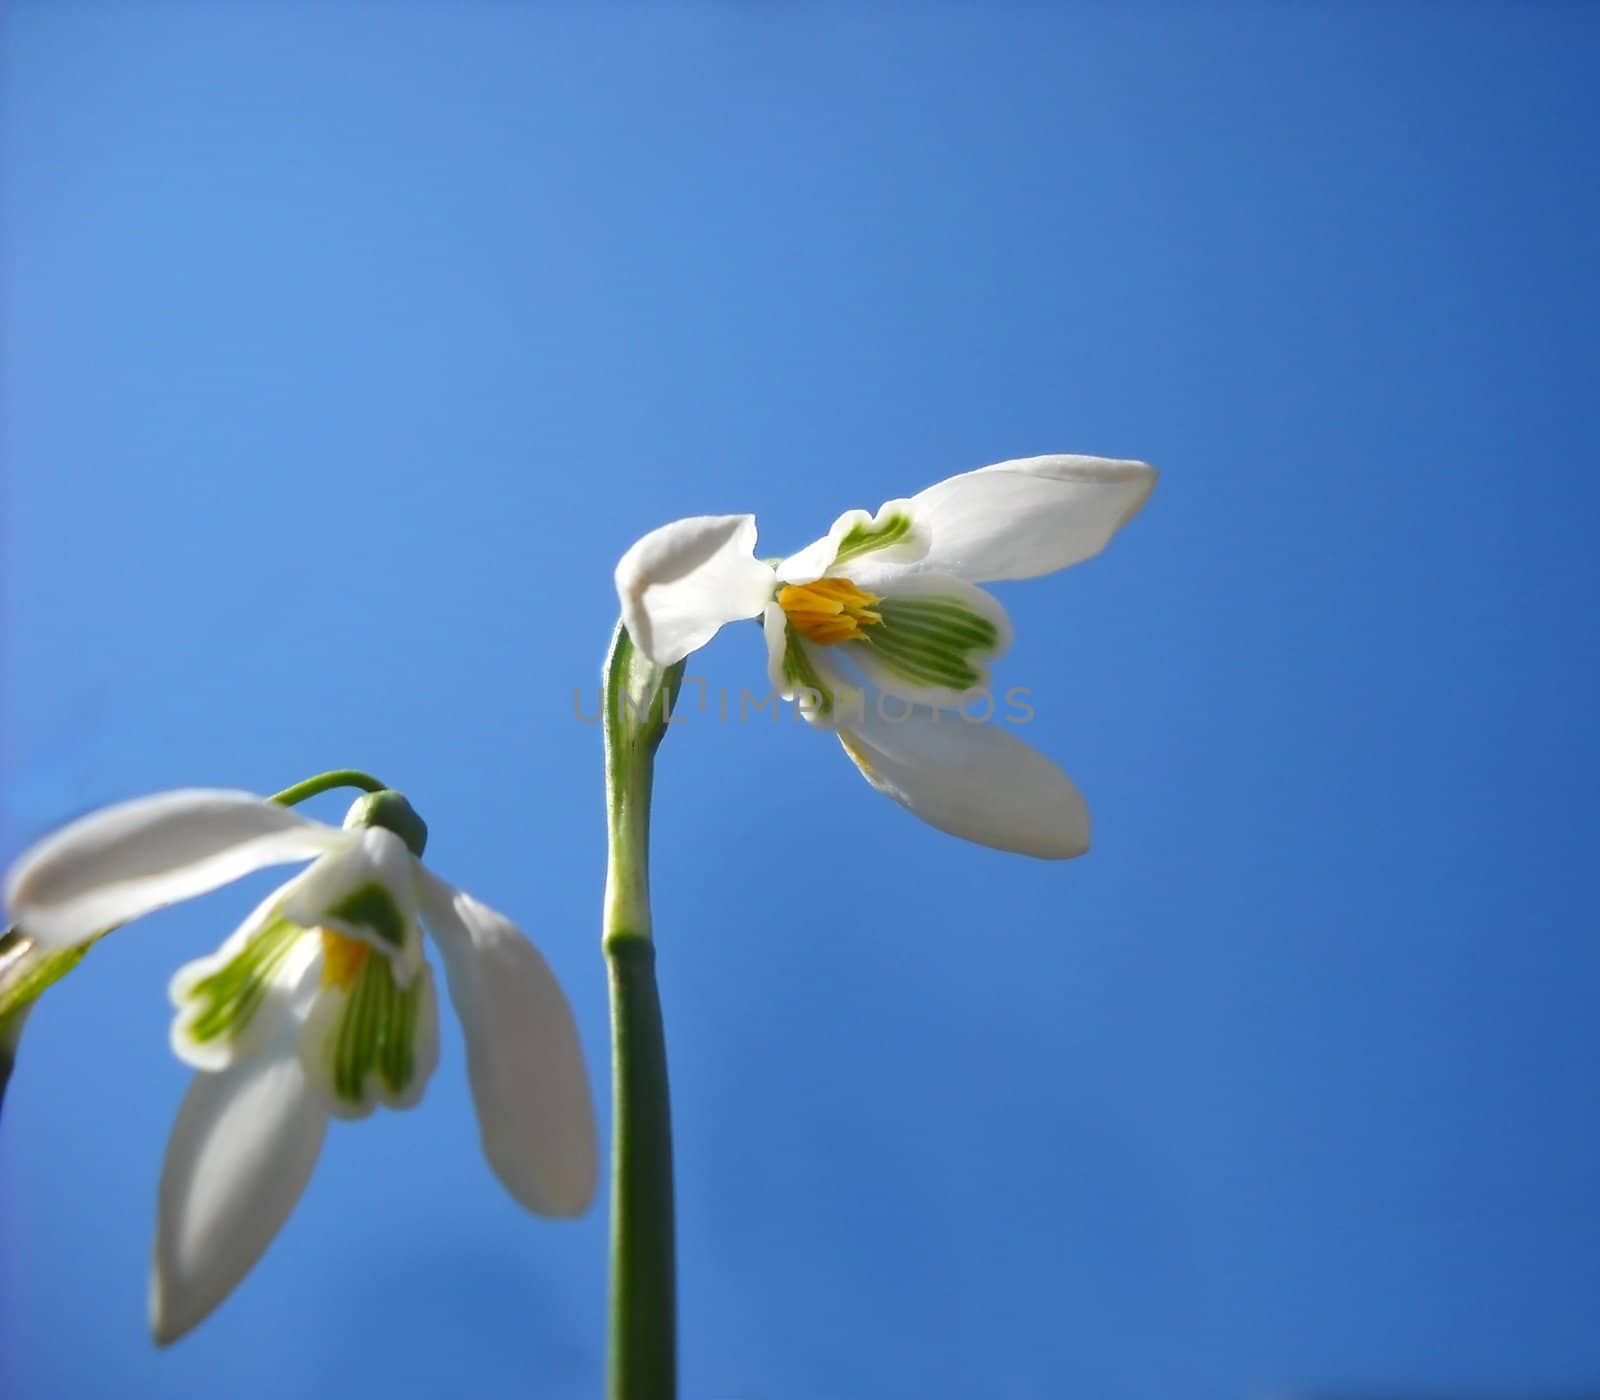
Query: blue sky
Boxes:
[{"xmin": 3, "ymin": 5, "xmax": 1599, "ymax": 1398}]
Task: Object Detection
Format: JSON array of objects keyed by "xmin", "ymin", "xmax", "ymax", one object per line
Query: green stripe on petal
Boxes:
[
  {"xmin": 324, "ymin": 881, "xmax": 407, "ymax": 949},
  {"xmin": 311, "ymin": 955, "xmax": 436, "ymax": 1117},
  {"xmin": 832, "ymin": 510, "xmax": 916, "ymax": 569},
  {"xmin": 856, "ymin": 592, "xmax": 1002, "ymax": 692},
  {"xmin": 180, "ymin": 917, "xmax": 304, "ymax": 1047},
  {"xmin": 782, "ymin": 622, "xmax": 835, "ymax": 718}
]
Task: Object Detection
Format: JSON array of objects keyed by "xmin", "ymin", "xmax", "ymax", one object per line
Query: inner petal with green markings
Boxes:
[
  {"xmin": 774, "ymin": 499, "xmax": 929, "ymax": 584},
  {"xmin": 774, "ymin": 570, "xmax": 1011, "ymax": 715},
  {"xmin": 301, "ymin": 932, "xmax": 438, "ymax": 1119},
  {"xmin": 858, "ymin": 590, "xmax": 1003, "ymax": 694},
  {"xmin": 169, "ymin": 906, "xmax": 313, "ymax": 1070},
  {"xmin": 168, "ymin": 825, "xmax": 440, "ymax": 1118}
]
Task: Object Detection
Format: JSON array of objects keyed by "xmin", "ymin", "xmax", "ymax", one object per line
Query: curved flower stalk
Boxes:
[
  {"xmin": 3, "ymin": 786, "xmax": 596, "ymax": 1344},
  {"xmin": 0, "ymin": 926, "xmax": 92, "ymax": 1113},
  {"xmin": 615, "ymin": 454, "xmax": 1157, "ymax": 859}
]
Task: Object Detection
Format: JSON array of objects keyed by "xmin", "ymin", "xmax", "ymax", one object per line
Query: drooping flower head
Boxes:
[
  {"xmin": 615, "ymin": 455, "xmax": 1157, "ymax": 859},
  {"xmin": 4, "ymin": 787, "xmax": 597, "ymax": 1343}
]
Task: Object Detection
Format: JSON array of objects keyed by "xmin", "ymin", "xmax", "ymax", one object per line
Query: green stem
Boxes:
[
  {"xmin": 602, "ymin": 622, "xmax": 683, "ymax": 1400},
  {"xmin": 605, "ymin": 940, "xmax": 674, "ymax": 1399},
  {"xmin": 267, "ymin": 769, "xmax": 387, "ymax": 807},
  {"xmin": 0, "ymin": 927, "xmax": 92, "ymax": 1116}
]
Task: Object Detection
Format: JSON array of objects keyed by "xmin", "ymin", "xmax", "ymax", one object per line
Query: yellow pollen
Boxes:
[
  {"xmin": 320, "ymin": 930, "xmax": 371, "ymax": 989},
  {"xmin": 777, "ymin": 577, "xmax": 883, "ymax": 646}
]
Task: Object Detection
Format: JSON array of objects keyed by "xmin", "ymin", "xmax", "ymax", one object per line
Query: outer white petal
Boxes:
[
  {"xmin": 417, "ymin": 871, "xmax": 597, "ymax": 1217},
  {"xmin": 151, "ymin": 963, "xmax": 327, "ymax": 1346},
  {"xmin": 835, "ymin": 701, "xmax": 1091, "ymax": 859},
  {"xmin": 889, "ymin": 455, "xmax": 1158, "ymax": 584},
  {"xmin": 280, "ymin": 828, "xmax": 423, "ymax": 982},
  {"xmin": 4, "ymin": 790, "xmax": 345, "ymax": 950},
  {"xmin": 615, "ymin": 515, "xmax": 776, "ymax": 666}
]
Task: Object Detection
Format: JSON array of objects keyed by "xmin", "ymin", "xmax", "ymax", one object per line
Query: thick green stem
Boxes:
[
  {"xmin": 605, "ymin": 936, "xmax": 675, "ymax": 1399},
  {"xmin": 602, "ymin": 623, "xmax": 683, "ymax": 1400}
]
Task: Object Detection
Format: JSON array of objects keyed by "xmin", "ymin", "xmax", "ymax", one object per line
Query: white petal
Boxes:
[
  {"xmin": 4, "ymin": 790, "xmax": 344, "ymax": 950},
  {"xmin": 151, "ymin": 966, "xmax": 327, "ymax": 1345},
  {"xmin": 280, "ymin": 828, "xmax": 423, "ymax": 982},
  {"xmin": 886, "ymin": 455, "xmax": 1157, "ymax": 584},
  {"xmin": 417, "ymin": 871, "xmax": 597, "ymax": 1217},
  {"xmin": 776, "ymin": 499, "xmax": 928, "ymax": 585},
  {"xmin": 615, "ymin": 515, "xmax": 776, "ymax": 666},
  {"xmin": 762, "ymin": 602, "xmax": 862, "ymax": 731},
  {"xmin": 836, "ymin": 700, "xmax": 1091, "ymax": 859},
  {"xmin": 763, "ymin": 601, "xmax": 790, "ymax": 695},
  {"xmin": 849, "ymin": 573, "xmax": 1012, "ymax": 712}
]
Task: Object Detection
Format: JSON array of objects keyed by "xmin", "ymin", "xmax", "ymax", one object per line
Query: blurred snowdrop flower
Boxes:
[
  {"xmin": 615, "ymin": 454, "xmax": 1157, "ymax": 859},
  {"xmin": 4, "ymin": 787, "xmax": 596, "ymax": 1343}
]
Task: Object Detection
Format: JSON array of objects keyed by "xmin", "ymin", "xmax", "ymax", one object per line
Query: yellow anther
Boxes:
[
  {"xmin": 320, "ymin": 930, "xmax": 371, "ymax": 989},
  {"xmin": 777, "ymin": 577, "xmax": 883, "ymax": 646}
]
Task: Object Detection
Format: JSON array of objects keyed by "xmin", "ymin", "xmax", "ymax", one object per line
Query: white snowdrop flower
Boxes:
[
  {"xmin": 4, "ymin": 787, "xmax": 597, "ymax": 1343},
  {"xmin": 615, "ymin": 455, "xmax": 1157, "ymax": 859}
]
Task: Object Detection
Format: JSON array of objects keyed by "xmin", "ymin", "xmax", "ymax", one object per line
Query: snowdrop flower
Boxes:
[
  {"xmin": 3, "ymin": 787, "xmax": 596, "ymax": 1343},
  {"xmin": 615, "ymin": 455, "xmax": 1157, "ymax": 859}
]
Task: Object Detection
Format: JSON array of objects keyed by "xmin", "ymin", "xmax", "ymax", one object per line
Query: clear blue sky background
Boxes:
[{"xmin": 3, "ymin": 5, "xmax": 1598, "ymax": 1398}]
